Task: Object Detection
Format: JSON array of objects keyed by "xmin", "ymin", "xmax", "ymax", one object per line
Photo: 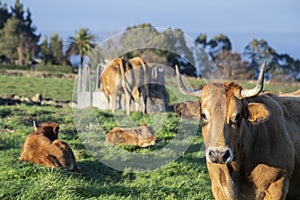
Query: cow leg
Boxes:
[
  {"xmin": 251, "ymin": 165, "xmax": 290, "ymax": 200},
  {"xmin": 263, "ymin": 176, "xmax": 289, "ymax": 200},
  {"xmin": 141, "ymin": 90, "xmax": 147, "ymax": 113},
  {"xmin": 111, "ymin": 94, "xmax": 117, "ymax": 113},
  {"xmin": 125, "ymin": 92, "xmax": 131, "ymax": 115},
  {"xmin": 134, "ymin": 99, "xmax": 140, "ymax": 112},
  {"xmin": 121, "ymin": 93, "xmax": 125, "ymax": 110},
  {"xmin": 104, "ymin": 94, "xmax": 110, "ymax": 111}
]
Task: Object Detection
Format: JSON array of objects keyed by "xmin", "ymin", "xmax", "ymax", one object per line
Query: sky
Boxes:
[{"xmin": 3, "ymin": 0, "xmax": 300, "ymax": 59}]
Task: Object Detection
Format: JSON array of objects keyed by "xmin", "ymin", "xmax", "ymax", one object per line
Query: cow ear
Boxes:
[
  {"xmin": 247, "ymin": 103, "xmax": 270, "ymax": 124},
  {"xmin": 53, "ymin": 125, "xmax": 59, "ymax": 135}
]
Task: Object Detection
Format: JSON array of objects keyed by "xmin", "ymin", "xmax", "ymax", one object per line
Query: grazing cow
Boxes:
[
  {"xmin": 128, "ymin": 57, "xmax": 150, "ymax": 113},
  {"xmin": 175, "ymin": 62, "xmax": 300, "ymax": 200},
  {"xmin": 105, "ymin": 123, "xmax": 156, "ymax": 147},
  {"xmin": 174, "ymin": 100, "xmax": 200, "ymax": 120},
  {"xmin": 100, "ymin": 57, "xmax": 133, "ymax": 114},
  {"xmin": 20, "ymin": 122, "xmax": 79, "ymax": 172}
]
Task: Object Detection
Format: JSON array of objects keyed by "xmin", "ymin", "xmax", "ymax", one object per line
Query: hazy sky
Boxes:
[{"xmin": 3, "ymin": 0, "xmax": 300, "ymax": 59}]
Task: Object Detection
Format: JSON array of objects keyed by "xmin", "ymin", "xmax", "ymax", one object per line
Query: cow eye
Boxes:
[{"xmin": 231, "ymin": 113, "xmax": 242, "ymax": 126}]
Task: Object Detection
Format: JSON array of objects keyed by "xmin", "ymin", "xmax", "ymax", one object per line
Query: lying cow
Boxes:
[
  {"xmin": 174, "ymin": 100, "xmax": 200, "ymax": 120},
  {"xmin": 20, "ymin": 122, "xmax": 79, "ymax": 172},
  {"xmin": 105, "ymin": 123, "xmax": 156, "ymax": 147},
  {"xmin": 280, "ymin": 89, "xmax": 300, "ymax": 97}
]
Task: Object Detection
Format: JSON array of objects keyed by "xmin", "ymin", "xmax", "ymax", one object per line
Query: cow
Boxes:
[
  {"xmin": 100, "ymin": 57, "xmax": 133, "ymax": 114},
  {"xmin": 105, "ymin": 123, "xmax": 156, "ymax": 147},
  {"xmin": 175, "ymin": 62, "xmax": 300, "ymax": 200},
  {"xmin": 20, "ymin": 122, "xmax": 79, "ymax": 172},
  {"xmin": 174, "ymin": 100, "xmax": 200, "ymax": 120},
  {"xmin": 128, "ymin": 57, "xmax": 150, "ymax": 113},
  {"xmin": 100, "ymin": 57, "xmax": 150, "ymax": 114},
  {"xmin": 280, "ymin": 89, "xmax": 300, "ymax": 97}
]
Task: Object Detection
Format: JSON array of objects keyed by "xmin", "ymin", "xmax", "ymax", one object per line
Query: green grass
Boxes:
[
  {"xmin": 0, "ymin": 75, "xmax": 74, "ymax": 101},
  {"xmin": 0, "ymin": 73, "xmax": 298, "ymax": 200},
  {"xmin": 0, "ymin": 105, "xmax": 212, "ymax": 200}
]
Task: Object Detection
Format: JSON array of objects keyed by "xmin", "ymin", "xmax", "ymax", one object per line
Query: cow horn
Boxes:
[
  {"xmin": 33, "ymin": 121, "xmax": 38, "ymax": 131},
  {"xmin": 175, "ymin": 65, "xmax": 202, "ymax": 97},
  {"xmin": 241, "ymin": 61, "xmax": 267, "ymax": 98}
]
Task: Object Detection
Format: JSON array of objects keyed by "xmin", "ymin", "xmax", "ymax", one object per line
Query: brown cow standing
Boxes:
[
  {"xmin": 100, "ymin": 57, "xmax": 150, "ymax": 114},
  {"xmin": 105, "ymin": 123, "xmax": 156, "ymax": 147},
  {"xmin": 20, "ymin": 122, "xmax": 79, "ymax": 172},
  {"xmin": 176, "ymin": 62, "xmax": 300, "ymax": 200},
  {"xmin": 100, "ymin": 58, "xmax": 133, "ymax": 114},
  {"xmin": 128, "ymin": 57, "xmax": 150, "ymax": 113}
]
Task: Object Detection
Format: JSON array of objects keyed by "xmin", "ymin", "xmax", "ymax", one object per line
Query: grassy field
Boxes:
[
  {"xmin": 0, "ymin": 105, "xmax": 212, "ymax": 199},
  {"xmin": 0, "ymin": 74, "xmax": 299, "ymax": 199},
  {"xmin": 0, "ymin": 75, "xmax": 74, "ymax": 101}
]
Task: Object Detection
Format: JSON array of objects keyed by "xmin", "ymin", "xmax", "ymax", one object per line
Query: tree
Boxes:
[
  {"xmin": 0, "ymin": 17, "xmax": 21, "ymax": 61},
  {"xmin": 40, "ymin": 36, "xmax": 52, "ymax": 64},
  {"xmin": 206, "ymin": 34, "xmax": 232, "ymax": 59},
  {"xmin": 195, "ymin": 33, "xmax": 207, "ymax": 48},
  {"xmin": 243, "ymin": 38, "xmax": 300, "ymax": 81},
  {"xmin": 0, "ymin": 0, "xmax": 39, "ymax": 65},
  {"xmin": 243, "ymin": 39, "xmax": 278, "ymax": 80},
  {"xmin": 66, "ymin": 28, "xmax": 97, "ymax": 65},
  {"xmin": 0, "ymin": 1, "xmax": 11, "ymax": 29},
  {"xmin": 50, "ymin": 34, "xmax": 66, "ymax": 65},
  {"xmin": 120, "ymin": 24, "xmax": 196, "ymax": 75},
  {"xmin": 214, "ymin": 50, "xmax": 252, "ymax": 80}
]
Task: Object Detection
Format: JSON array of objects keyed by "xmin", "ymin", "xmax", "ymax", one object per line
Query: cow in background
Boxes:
[
  {"xmin": 128, "ymin": 57, "xmax": 150, "ymax": 113},
  {"xmin": 280, "ymin": 89, "xmax": 300, "ymax": 97},
  {"xmin": 105, "ymin": 123, "xmax": 156, "ymax": 147},
  {"xmin": 176, "ymin": 62, "xmax": 300, "ymax": 199},
  {"xmin": 174, "ymin": 100, "xmax": 200, "ymax": 120},
  {"xmin": 100, "ymin": 58, "xmax": 133, "ymax": 114},
  {"xmin": 20, "ymin": 122, "xmax": 79, "ymax": 172}
]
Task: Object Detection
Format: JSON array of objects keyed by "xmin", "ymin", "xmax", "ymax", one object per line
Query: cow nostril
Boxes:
[
  {"xmin": 209, "ymin": 149, "xmax": 216, "ymax": 157},
  {"xmin": 222, "ymin": 150, "xmax": 231, "ymax": 163},
  {"xmin": 208, "ymin": 149, "xmax": 218, "ymax": 163},
  {"xmin": 207, "ymin": 148, "xmax": 232, "ymax": 164}
]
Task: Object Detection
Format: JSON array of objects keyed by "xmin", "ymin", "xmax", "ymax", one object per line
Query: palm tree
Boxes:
[{"xmin": 66, "ymin": 28, "xmax": 96, "ymax": 65}]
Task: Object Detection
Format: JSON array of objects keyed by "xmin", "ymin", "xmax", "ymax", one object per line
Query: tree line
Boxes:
[
  {"xmin": 0, "ymin": 0, "xmax": 96, "ymax": 68},
  {"xmin": 0, "ymin": 0, "xmax": 299, "ymax": 81}
]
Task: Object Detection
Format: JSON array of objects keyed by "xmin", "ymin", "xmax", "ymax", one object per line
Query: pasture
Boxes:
[{"xmin": 0, "ymin": 74, "xmax": 299, "ymax": 199}]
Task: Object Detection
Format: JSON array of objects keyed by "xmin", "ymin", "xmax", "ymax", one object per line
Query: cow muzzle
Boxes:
[{"xmin": 206, "ymin": 147, "xmax": 233, "ymax": 164}]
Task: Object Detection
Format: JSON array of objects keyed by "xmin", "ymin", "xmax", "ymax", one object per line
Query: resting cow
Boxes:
[
  {"xmin": 176, "ymin": 62, "xmax": 300, "ymax": 200},
  {"xmin": 20, "ymin": 122, "xmax": 79, "ymax": 172},
  {"xmin": 105, "ymin": 123, "xmax": 156, "ymax": 147},
  {"xmin": 280, "ymin": 89, "xmax": 300, "ymax": 97},
  {"xmin": 174, "ymin": 100, "xmax": 200, "ymax": 120}
]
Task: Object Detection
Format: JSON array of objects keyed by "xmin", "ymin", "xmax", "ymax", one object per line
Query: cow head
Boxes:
[
  {"xmin": 37, "ymin": 122, "xmax": 59, "ymax": 141},
  {"xmin": 175, "ymin": 62, "xmax": 270, "ymax": 164},
  {"xmin": 174, "ymin": 100, "xmax": 201, "ymax": 120},
  {"xmin": 137, "ymin": 123, "xmax": 156, "ymax": 147}
]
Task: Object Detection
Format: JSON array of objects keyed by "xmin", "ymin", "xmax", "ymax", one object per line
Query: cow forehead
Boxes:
[
  {"xmin": 42, "ymin": 122, "xmax": 57, "ymax": 128},
  {"xmin": 201, "ymin": 83, "xmax": 226, "ymax": 107},
  {"xmin": 201, "ymin": 82, "xmax": 243, "ymax": 117},
  {"xmin": 202, "ymin": 82, "xmax": 242, "ymax": 103}
]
